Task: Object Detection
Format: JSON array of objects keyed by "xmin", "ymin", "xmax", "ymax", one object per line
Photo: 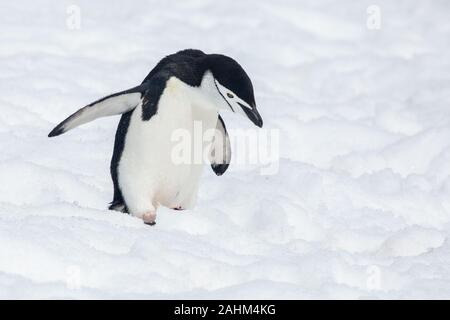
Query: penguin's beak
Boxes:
[{"xmin": 239, "ymin": 103, "xmax": 263, "ymax": 128}]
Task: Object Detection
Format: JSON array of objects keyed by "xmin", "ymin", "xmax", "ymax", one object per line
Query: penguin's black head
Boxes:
[{"xmin": 202, "ymin": 54, "xmax": 263, "ymax": 128}]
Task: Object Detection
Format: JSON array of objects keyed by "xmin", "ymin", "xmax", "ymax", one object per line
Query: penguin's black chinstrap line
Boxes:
[{"xmin": 214, "ymin": 80, "xmax": 235, "ymax": 112}]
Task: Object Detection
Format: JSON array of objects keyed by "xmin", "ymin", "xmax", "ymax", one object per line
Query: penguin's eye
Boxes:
[{"xmin": 226, "ymin": 93, "xmax": 234, "ymax": 99}]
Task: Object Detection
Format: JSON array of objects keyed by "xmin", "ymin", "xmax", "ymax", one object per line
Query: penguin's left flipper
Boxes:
[
  {"xmin": 210, "ymin": 115, "xmax": 231, "ymax": 176},
  {"xmin": 48, "ymin": 84, "xmax": 147, "ymax": 137}
]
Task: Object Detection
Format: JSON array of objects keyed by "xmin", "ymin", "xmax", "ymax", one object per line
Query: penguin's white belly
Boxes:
[{"xmin": 118, "ymin": 79, "xmax": 218, "ymax": 216}]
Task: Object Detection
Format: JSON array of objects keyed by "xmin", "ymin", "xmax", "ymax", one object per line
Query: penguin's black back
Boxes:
[
  {"xmin": 109, "ymin": 110, "xmax": 133, "ymax": 212},
  {"xmin": 142, "ymin": 49, "xmax": 206, "ymax": 86}
]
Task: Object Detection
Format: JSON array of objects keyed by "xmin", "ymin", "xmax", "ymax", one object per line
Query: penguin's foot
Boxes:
[
  {"xmin": 172, "ymin": 206, "xmax": 185, "ymax": 211},
  {"xmin": 142, "ymin": 211, "xmax": 157, "ymax": 226}
]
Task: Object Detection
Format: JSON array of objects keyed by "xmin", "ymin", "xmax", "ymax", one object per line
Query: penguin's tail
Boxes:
[
  {"xmin": 108, "ymin": 200, "xmax": 128, "ymax": 214},
  {"xmin": 48, "ymin": 84, "xmax": 147, "ymax": 137}
]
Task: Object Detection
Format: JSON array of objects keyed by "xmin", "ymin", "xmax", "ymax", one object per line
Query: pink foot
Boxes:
[{"xmin": 142, "ymin": 212, "xmax": 157, "ymax": 225}]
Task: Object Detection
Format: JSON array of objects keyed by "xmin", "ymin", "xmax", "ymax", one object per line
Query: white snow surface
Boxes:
[{"xmin": 1, "ymin": 0, "xmax": 450, "ymax": 299}]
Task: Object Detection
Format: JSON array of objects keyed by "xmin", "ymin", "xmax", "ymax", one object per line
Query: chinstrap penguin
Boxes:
[{"xmin": 49, "ymin": 49, "xmax": 263, "ymax": 225}]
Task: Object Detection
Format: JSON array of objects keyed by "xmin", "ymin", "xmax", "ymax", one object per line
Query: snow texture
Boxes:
[{"xmin": 1, "ymin": 0, "xmax": 450, "ymax": 299}]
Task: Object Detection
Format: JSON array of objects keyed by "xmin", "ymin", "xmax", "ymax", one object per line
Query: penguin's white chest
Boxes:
[{"xmin": 117, "ymin": 78, "xmax": 218, "ymax": 215}]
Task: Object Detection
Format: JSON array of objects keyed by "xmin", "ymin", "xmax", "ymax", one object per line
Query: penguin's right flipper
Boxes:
[
  {"xmin": 48, "ymin": 85, "xmax": 147, "ymax": 137},
  {"xmin": 210, "ymin": 115, "xmax": 231, "ymax": 176}
]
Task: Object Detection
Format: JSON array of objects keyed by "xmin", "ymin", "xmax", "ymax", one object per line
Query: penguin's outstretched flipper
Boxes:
[
  {"xmin": 48, "ymin": 85, "xmax": 146, "ymax": 137},
  {"xmin": 210, "ymin": 115, "xmax": 231, "ymax": 176}
]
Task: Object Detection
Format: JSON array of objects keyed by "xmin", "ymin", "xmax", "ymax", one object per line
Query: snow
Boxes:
[{"xmin": 1, "ymin": 0, "xmax": 450, "ymax": 299}]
